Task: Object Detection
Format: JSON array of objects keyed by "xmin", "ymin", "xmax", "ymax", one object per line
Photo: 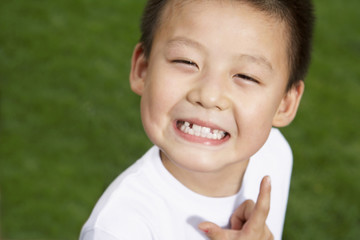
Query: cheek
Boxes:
[
  {"xmin": 140, "ymin": 87, "xmax": 163, "ymax": 127},
  {"xmin": 145, "ymin": 65, "xmax": 181, "ymax": 100},
  {"xmin": 140, "ymin": 94, "xmax": 162, "ymax": 145},
  {"xmin": 139, "ymin": 77, "xmax": 179, "ymax": 133},
  {"xmin": 234, "ymin": 92, "xmax": 281, "ymax": 132},
  {"xmin": 239, "ymin": 92, "xmax": 279, "ymax": 116}
]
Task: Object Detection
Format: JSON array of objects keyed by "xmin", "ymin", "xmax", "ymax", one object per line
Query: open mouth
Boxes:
[{"xmin": 176, "ymin": 120, "xmax": 230, "ymax": 140}]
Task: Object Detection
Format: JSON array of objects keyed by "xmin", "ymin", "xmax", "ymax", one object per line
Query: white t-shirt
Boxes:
[{"xmin": 80, "ymin": 128, "xmax": 292, "ymax": 240}]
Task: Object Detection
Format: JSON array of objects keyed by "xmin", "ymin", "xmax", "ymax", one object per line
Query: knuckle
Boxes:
[
  {"xmin": 245, "ymin": 199, "xmax": 255, "ymax": 206},
  {"xmin": 258, "ymin": 200, "xmax": 270, "ymax": 213}
]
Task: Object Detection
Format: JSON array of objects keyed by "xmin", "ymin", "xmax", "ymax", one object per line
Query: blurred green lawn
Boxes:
[{"xmin": 0, "ymin": 0, "xmax": 359, "ymax": 239}]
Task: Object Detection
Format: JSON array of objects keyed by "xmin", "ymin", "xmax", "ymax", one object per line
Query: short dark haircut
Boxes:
[{"xmin": 140, "ymin": 0, "xmax": 315, "ymax": 91}]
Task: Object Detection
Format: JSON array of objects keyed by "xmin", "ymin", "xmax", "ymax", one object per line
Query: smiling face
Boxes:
[{"xmin": 130, "ymin": 0, "xmax": 303, "ymax": 190}]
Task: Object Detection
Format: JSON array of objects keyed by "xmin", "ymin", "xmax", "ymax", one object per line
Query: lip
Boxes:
[{"xmin": 173, "ymin": 119, "xmax": 230, "ymax": 146}]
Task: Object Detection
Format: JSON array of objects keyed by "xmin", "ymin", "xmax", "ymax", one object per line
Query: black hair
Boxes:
[{"xmin": 140, "ymin": 0, "xmax": 315, "ymax": 90}]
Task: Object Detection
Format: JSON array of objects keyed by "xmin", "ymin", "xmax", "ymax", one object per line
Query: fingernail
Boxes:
[{"xmin": 265, "ymin": 175, "xmax": 271, "ymax": 185}]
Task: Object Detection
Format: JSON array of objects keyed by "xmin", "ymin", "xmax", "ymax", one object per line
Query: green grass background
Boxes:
[{"xmin": 0, "ymin": 0, "xmax": 359, "ymax": 239}]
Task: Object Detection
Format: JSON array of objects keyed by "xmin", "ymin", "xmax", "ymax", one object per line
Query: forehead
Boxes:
[
  {"xmin": 160, "ymin": 0, "xmax": 287, "ymax": 25},
  {"xmin": 160, "ymin": 0, "xmax": 289, "ymax": 53},
  {"xmin": 153, "ymin": 0, "xmax": 289, "ymax": 72},
  {"xmin": 155, "ymin": 0, "xmax": 290, "ymax": 51}
]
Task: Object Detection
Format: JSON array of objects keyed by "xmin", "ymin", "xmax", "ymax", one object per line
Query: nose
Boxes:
[{"xmin": 187, "ymin": 74, "xmax": 231, "ymax": 111}]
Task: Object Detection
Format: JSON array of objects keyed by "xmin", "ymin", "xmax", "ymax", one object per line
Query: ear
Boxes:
[
  {"xmin": 272, "ymin": 81, "xmax": 304, "ymax": 127},
  {"xmin": 129, "ymin": 43, "xmax": 148, "ymax": 95}
]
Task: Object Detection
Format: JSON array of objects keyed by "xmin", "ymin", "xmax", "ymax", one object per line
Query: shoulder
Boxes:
[
  {"xmin": 243, "ymin": 128, "xmax": 293, "ymax": 203},
  {"xmin": 245, "ymin": 128, "xmax": 293, "ymax": 240},
  {"xmin": 255, "ymin": 128, "xmax": 293, "ymax": 167},
  {"xmin": 245, "ymin": 128, "xmax": 293, "ymax": 183},
  {"xmin": 267, "ymin": 128, "xmax": 292, "ymax": 154},
  {"xmin": 81, "ymin": 146, "xmax": 161, "ymax": 239},
  {"xmin": 80, "ymin": 213, "xmax": 155, "ymax": 240}
]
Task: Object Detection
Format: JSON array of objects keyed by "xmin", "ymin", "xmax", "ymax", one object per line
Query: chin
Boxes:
[{"xmin": 163, "ymin": 148, "xmax": 229, "ymax": 172}]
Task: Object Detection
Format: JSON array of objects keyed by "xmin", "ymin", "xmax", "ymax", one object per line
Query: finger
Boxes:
[
  {"xmin": 230, "ymin": 199, "xmax": 255, "ymax": 230},
  {"xmin": 198, "ymin": 221, "xmax": 228, "ymax": 240},
  {"xmin": 247, "ymin": 176, "xmax": 271, "ymax": 230}
]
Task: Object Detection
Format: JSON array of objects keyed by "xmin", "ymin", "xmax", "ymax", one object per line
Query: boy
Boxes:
[{"xmin": 80, "ymin": 0, "xmax": 314, "ymax": 239}]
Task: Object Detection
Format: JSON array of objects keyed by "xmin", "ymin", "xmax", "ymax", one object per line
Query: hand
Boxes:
[{"xmin": 198, "ymin": 176, "xmax": 274, "ymax": 240}]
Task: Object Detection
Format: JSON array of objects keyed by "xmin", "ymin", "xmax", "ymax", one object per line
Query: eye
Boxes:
[
  {"xmin": 234, "ymin": 74, "xmax": 260, "ymax": 84},
  {"xmin": 172, "ymin": 59, "xmax": 199, "ymax": 69}
]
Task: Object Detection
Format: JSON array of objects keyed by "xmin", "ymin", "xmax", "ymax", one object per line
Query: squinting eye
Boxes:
[
  {"xmin": 172, "ymin": 59, "xmax": 199, "ymax": 68},
  {"xmin": 234, "ymin": 74, "xmax": 260, "ymax": 84}
]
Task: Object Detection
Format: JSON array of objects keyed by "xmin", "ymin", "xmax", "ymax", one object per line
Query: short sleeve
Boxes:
[
  {"xmin": 80, "ymin": 212, "xmax": 155, "ymax": 240},
  {"xmin": 80, "ymin": 228, "xmax": 120, "ymax": 240}
]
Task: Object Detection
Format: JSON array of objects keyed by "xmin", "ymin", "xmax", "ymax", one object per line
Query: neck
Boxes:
[{"xmin": 161, "ymin": 152, "xmax": 249, "ymax": 198}]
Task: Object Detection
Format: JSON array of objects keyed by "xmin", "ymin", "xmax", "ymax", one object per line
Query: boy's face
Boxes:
[{"xmin": 130, "ymin": 1, "xmax": 303, "ymax": 176}]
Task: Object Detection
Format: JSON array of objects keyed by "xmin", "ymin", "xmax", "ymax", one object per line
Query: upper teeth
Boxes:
[{"xmin": 179, "ymin": 121, "xmax": 226, "ymax": 140}]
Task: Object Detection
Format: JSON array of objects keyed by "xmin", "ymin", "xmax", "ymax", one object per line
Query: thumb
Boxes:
[{"xmin": 198, "ymin": 221, "xmax": 227, "ymax": 240}]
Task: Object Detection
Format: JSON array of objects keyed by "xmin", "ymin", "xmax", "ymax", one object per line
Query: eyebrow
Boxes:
[
  {"xmin": 166, "ymin": 37, "xmax": 273, "ymax": 71},
  {"xmin": 239, "ymin": 54, "xmax": 273, "ymax": 71},
  {"xmin": 165, "ymin": 37, "xmax": 205, "ymax": 52}
]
